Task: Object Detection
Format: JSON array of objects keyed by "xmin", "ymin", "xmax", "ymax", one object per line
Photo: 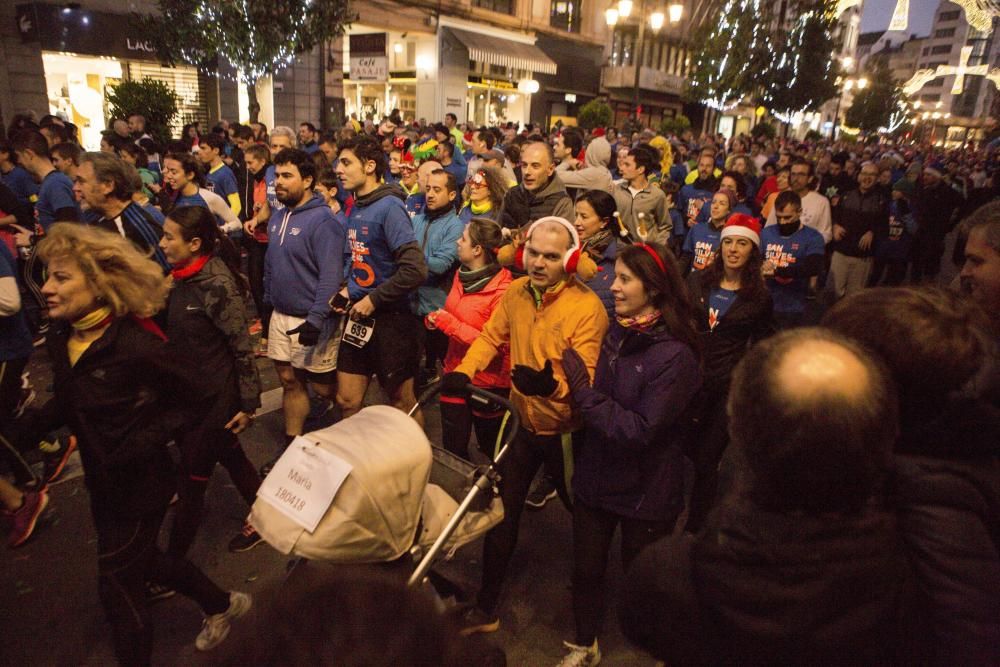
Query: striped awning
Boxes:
[{"xmin": 447, "ymin": 27, "xmax": 557, "ymax": 75}]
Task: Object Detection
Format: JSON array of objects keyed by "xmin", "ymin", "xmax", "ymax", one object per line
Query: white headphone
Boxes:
[{"xmin": 517, "ymin": 216, "xmax": 584, "ymax": 273}]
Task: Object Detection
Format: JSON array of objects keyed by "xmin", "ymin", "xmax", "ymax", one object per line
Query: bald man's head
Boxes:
[{"xmin": 728, "ymin": 328, "xmax": 897, "ymax": 514}]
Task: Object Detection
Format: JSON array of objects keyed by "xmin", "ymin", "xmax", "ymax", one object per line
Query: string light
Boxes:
[{"xmin": 952, "ymin": 0, "xmax": 1000, "ymax": 33}]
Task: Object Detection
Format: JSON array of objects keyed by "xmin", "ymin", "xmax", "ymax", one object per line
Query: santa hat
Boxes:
[
  {"xmin": 720, "ymin": 213, "xmax": 762, "ymax": 248},
  {"xmin": 592, "ymin": 127, "xmax": 606, "ymax": 137}
]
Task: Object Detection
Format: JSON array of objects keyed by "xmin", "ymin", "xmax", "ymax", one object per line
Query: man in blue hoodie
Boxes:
[
  {"xmin": 263, "ymin": 148, "xmax": 346, "ymax": 465},
  {"xmin": 410, "ymin": 169, "xmax": 464, "ymax": 384},
  {"xmin": 334, "ymin": 135, "xmax": 428, "ymax": 424}
]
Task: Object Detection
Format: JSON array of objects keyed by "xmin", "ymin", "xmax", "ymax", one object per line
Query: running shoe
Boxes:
[
  {"xmin": 8, "ymin": 488, "xmax": 49, "ymax": 548},
  {"xmin": 456, "ymin": 605, "xmax": 500, "ymax": 637},
  {"xmin": 145, "ymin": 580, "xmax": 176, "ymax": 603},
  {"xmin": 227, "ymin": 523, "xmax": 264, "ymax": 553},
  {"xmin": 525, "ymin": 475, "xmax": 558, "ymax": 510},
  {"xmin": 195, "ymin": 591, "xmax": 252, "ymax": 651},
  {"xmin": 42, "ymin": 435, "xmax": 77, "ymax": 485},
  {"xmin": 557, "ymin": 640, "xmax": 601, "ymax": 667},
  {"xmin": 13, "ymin": 387, "xmax": 36, "ymax": 419}
]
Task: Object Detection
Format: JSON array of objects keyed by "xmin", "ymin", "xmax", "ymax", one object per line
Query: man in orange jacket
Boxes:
[{"xmin": 441, "ymin": 216, "xmax": 608, "ymax": 636}]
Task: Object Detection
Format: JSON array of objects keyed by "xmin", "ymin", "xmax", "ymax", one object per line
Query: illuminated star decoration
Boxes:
[
  {"xmin": 952, "ymin": 0, "xmax": 1000, "ymax": 33},
  {"xmin": 888, "ymin": 0, "xmax": 909, "ymax": 31}
]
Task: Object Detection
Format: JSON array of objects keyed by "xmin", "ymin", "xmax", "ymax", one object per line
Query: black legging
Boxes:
[
  {"xmin": 476, "ymin": 427, "xmax": 581, "ymax": 614},
  {"xmin": 167, "ymin": 427, "xmax": 260, "ymax": 558},
  {"xmin": 245, "ymin": 239, "xmax": 271, "ymax": 336},
  {"xmin": 439, "ymin": 386, "xmax": 512, "ymax": 460},
  {"xmin": 95, "ymin": 506, "xmax": 230, "ymax": 666},
  {"xmin": 0, "ymin": 356, "xmax": 35, "ymax": 486},
  {"xmin": 571, "ymin": 499, "xmax": 676, "ymax": 646},
  {"xmin": 686, "ymin": 384, "xmax": 730, "ymax": 533}
]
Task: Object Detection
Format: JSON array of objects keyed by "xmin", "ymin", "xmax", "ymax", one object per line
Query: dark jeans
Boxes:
[
  {"xmin": 571, "ymin": 499, "xmax": 676, "ymax": 645},
  {"xmin": 167, "ymin": 427, "xmax": 261, "ymax": 558},
  {"xmin": 869, "ymin": 258, "xmax": 908, "ymax": 286},
  {"xmin": 910, "ymin": 230, "xmax": 945, "ymax": 283},
  {"xmin": 422, "ymin": 329, "xmax": 449, "ymax": 373},
  {"xmin": 686, "ymin": 385, "xmax": 730, "ymax": 533},
  {"xmin": 477, "ymin": 427, "xmax": 581, "ymax": 614},
  {"xmin": 439, "ymin": 387, "xmax": 512, "ymax": 460},
  {"xmin": 95, "ymin": 507, "xmax": 230, "ymax": 666},
  {"xmin": 773, "ymin": 311, "xmax": 805, "ymax": 331},
  {"xmin": 246, "ymin": 240, "xmax": 271, "ymax": 335},
  {"xmin": 0, "ymin": 356, "xmax": 34, "ymax": 485}
]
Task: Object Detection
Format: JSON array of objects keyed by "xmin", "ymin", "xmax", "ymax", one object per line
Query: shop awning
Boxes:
[{"xmin": 447, "ymin": 28, "xmax": 557, "ymax": 75}]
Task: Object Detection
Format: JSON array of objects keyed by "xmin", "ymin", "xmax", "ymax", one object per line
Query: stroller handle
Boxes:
[{"xmin": 412, "ymin": 383, "xmax": 520, "ymax": 438}]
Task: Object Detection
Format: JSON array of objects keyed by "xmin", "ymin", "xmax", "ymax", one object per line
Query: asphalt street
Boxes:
[{"xmin": 1, "ymin": 352, "xmax": 655, "ymax": 666}]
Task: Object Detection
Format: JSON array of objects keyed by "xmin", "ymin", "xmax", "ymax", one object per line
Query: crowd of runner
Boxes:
[{"xmin": 1, "ymin": 108, "xmax": 998, "ymax": 665}]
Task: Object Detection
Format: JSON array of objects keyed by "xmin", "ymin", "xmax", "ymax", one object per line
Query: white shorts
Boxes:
[{"xmin": 268, "ymin": 311, "xmax": 341, "ymax": 374}]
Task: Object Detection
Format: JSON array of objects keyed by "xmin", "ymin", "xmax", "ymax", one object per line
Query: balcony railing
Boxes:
[{"xmin": 601, "ymin": 65, "xmax": 684, "ymax": 95}]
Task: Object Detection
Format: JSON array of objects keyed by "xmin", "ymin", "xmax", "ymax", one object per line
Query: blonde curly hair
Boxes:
[{"xmin": 37, "ymin": 223, "xmax": 170, "ymax": 318}]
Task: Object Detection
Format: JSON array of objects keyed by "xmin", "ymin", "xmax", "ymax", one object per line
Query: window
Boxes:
[
  {"xmin": 550, "ymin": 0, "xmax": 581, "ymax": 33},
  {"xmin": 474, "ymin": 0, "xmax": 514, "ymax": 15},
  {"xmin": 925, "ymin": 77, "xmax": 944, "ymax": 87},
  {"xmin": 920, "ymin": 93, "xmax": 941, "ymax": 102},
  {"xmin": 934, "ymin": 28, "xmax": 956, "ymax": 38},
  {"xmin": 922, "ymin": 47, "xmax": 930, "ymax": 55},
  {"xmin": 939, "ymin": 10, "xmax": 960, "ymax": 21},
  {"xmin": 931, "ymin": 44, "xmax": 951, "ymax": 55}
]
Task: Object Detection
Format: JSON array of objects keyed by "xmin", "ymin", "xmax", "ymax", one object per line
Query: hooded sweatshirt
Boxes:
[
  {"xmin": 345, "ymin": 183, "xmax": 428, "ymax": 310},
  {"xmin": 410, "ymin": 204, "xmax": 465, "ymax": 316},
  {"xmin": 263, "ymin": 192, "xmax": 346, "ymax": 328},
  {"xmin": 559, "ymin": 137, "xmax": 614, "ymax": 194}
]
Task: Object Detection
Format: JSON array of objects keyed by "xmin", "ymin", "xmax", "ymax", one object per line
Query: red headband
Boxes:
[{"xmin": 638, "ymin": 243, "xmax": 666, "ymax": 274}]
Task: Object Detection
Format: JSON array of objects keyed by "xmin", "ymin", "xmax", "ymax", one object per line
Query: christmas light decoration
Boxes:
[
  {"xmin": 952, "ymin": 45, "xmax": 974, "ymax": 95},
  {"xmin": 952, "ymin": 0, "xmax": 1000, "ymax": 33},
  {"xmin": 888, "ymin": 0, "xmax": 909, "ymax": 32}
]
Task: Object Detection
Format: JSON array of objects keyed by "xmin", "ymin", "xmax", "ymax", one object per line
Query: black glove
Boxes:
[
  {"xmin": 287, "ymin": 321, "xmax": 321, "ymax": 347},
  {"xmin": 511, "ymin": 360, "xmax": 558, "ymax": 397},
  {"xmin": 440, "ymin": 372, "xmax": 471, "ymax": 398},
  {"xmin": 561, "ymin": 348, "xmax": 590, "ymax": 393}
]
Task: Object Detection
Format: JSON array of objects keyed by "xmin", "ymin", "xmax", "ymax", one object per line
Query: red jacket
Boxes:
[{"xmin": 433, "ymin": 268, "xmax": 512, "ymax": 388}]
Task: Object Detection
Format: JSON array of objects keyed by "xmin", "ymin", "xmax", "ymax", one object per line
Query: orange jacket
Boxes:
[{"xmin": 456, "ymin": 276, "xmax": 608, "ymax": 435}]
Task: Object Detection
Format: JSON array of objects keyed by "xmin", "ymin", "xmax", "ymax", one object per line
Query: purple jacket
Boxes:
[{"xmin": 570, "ymin": 321, "xmax": 701, "ymax": 520}]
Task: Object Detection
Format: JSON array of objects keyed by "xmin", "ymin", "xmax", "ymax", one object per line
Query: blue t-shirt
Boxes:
[
  {"xmin": 677, "ymin": 184, "xmax": 715, "ymax": 237},
  {"xmin": 264, "ymin": 165, "xmax": 286, "ymax": 213},
  {"xmin": 708, "ymin": 287, "xmax": 736, "ymax": 331},
  {"xmin": 36, "ymin": 170, "xmax": 79, "ymax": 231},
  {"xmin": 344, "ymin": 192, "xmax": 417, "ymax": 302},
  {"xmin": 761, "ymin": 223, "xmax": 825, "ymax": 314},
  {"xmin": 406, "ymin": 192, "xmax": 426, "ymax": 219},
  {"xmin": 0, "ymin": 243, "xmax": 33, "ymax": 360},
  {"xmin": 683, "ymin": 222, "xmax": 722, "ymax": 272},
  {"xmin": 1, "ymin": 166, "xmax": 39, "ymax": 207},
  {"xmin": 874, "ymin": 199, "xmax": 916, "ymax": 262},
  {"xmin": 206, "ymin": 163, "xmax": 239, "ymax": 207},
  {"xmin": 695, "ymin": 200, "xmax": 753, "ymax": 226}
]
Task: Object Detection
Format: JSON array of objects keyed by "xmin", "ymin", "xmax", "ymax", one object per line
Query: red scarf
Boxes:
[{"xmin": 170, "ymin": 253, "xmax": 211, "ymax": 280}]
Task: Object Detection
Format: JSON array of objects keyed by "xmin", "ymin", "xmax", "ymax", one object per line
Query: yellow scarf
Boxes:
[
  {"xmin": 470, "ymin": 199, "xmax": 493, "ymax": 215},
  {"xmin": 68, "ymin": 306, "xmax": 113, "ymax": 366}
]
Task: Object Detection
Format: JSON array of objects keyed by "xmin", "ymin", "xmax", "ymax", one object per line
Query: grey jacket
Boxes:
[
  {"xmin": 559, "ymin": 137, "xmax": 614, "ymax": 194},
  {"xmin": 612, "ymin": 180, "xmax": 671, "ymax": 243}
]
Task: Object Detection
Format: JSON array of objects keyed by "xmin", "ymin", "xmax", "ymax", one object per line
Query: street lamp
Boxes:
[
  {"xmin": 831, "ymin": 75, "xmax": 866, "ymax": 140},
  {"xmin": 606, "ymin": 0, "xmax": 683, "ymax": 123}
]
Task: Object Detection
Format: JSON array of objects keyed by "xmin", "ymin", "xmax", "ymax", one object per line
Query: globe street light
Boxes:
[{"xmin": 606, "ymin": 0, "xmax": 683, "ymax": 123}]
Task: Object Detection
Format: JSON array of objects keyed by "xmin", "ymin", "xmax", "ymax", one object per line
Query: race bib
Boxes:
[{"xmin": 342, "ymin": 317, "xmax": 375, "ymax": 348}]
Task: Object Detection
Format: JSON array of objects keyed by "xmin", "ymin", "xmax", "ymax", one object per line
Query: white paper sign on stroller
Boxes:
[{"xmin": 257, "ymin": 437, "xmax": 353, "ymax": 533}]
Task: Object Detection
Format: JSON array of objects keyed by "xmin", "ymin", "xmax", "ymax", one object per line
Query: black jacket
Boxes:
[
  {"xmin": 687, "ymin": 272, "xmax": 774, "ymax": 392},
  {"xmin": 165, "ymin": 256, "xmax": 261, "ymax": 420},
  {"xmin": 890, "ymin": 399, "xmax": 1000, "ymax": 665},
  {"xmin": 832, "ymin": 187, "xmax": 889, "ymax": 258},
  {"xmin": 22, "ymin": 317, "xmax": 196, "ymax": 517},
  {"xmin": 620, "ymin": 498, "xmax": 915, "ymax": 665}
]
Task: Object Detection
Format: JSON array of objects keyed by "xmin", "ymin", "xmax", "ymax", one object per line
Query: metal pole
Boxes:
[
  {"xmin": 632, "ymin": 0, "xmax": 646, "ymax": 125},
  {"xmin": 831, "ymin": 92, "xmax": 842, "ymax": 140}
]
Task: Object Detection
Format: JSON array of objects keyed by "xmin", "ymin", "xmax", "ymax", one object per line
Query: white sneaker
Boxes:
[
  {"xmin": 195, "ymin": 591, "xmax": 252, "ymax": 651},
  {"xmin": 556, "ymin": 639, "xmax": 601, "ymax": 667}
]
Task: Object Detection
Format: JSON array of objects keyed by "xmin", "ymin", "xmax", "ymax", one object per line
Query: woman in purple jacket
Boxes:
[{"xmin": 558, "ymin": 241, "xmax": 702, "ymax": 666}]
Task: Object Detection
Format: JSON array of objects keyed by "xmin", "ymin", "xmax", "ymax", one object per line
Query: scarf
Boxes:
[
  {"xmin": 171, "ymin": 253, "xmax": 211, "ymax": 280},
  {"xmin": 616, "ymin": 310, "xmax": 661, "ymax": 331},
  {"xmin": 470, "ymin": 199, "xmax": 493, "ymax": 215},
  {"xmin": 71, "ymin": 305, "xmax": 114, "ymax": 332},
  {"xmin": 459, "ymin": 264, "xmax": 501, "ymax": 294},
  {"xmin": 425, "ymin": 204, "xmax": 453, "ymax": 223},
  {"xmin": 583, "ymin": 228, "xmax": 613, "ymax": 258},
  {"xmin": 68, "ymin": 305, "xmax": 114, "ymax": 366}
]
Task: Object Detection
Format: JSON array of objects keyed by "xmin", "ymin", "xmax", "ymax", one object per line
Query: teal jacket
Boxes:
[{"xmin": 410, "ymin": 207, "xmax": 465, "ymax": 316}]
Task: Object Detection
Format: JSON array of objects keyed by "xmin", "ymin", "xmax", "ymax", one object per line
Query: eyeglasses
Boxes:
[{"xmin": 470, "ymin": 173, "xmax": 488, "ymax": 188}]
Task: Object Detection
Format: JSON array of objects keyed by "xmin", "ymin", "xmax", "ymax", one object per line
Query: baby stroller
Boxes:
[{"xmin": 249, "ymin": 383, "xmax": 517, "ymax": 589}]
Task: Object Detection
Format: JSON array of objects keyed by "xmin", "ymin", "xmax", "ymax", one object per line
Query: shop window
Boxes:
[
  {"xmin": 474, "ymin": 0, "xmax": 515, "ymax": 16},
  {"xmin": 550, "ymin": 0, "xmax": 581, "ymax": 33},
  {"xmin": 934, "ymin": 28, "xmax": 956, "ymax": 38}
]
